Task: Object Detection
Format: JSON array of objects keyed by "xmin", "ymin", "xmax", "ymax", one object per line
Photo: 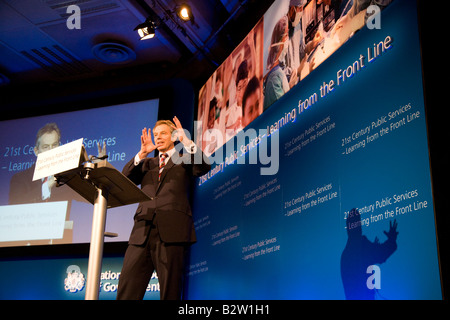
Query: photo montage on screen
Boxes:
[{"xmin": 196, "ymin": 0, "xmax": 381, "ymax": 156}]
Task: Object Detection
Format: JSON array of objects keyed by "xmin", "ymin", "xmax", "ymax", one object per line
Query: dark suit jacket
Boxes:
[{"xmin": 122, "ymin": 148, "xmax": 210, "ymax": 245}]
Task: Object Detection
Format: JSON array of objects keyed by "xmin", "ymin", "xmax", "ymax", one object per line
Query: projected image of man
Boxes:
[
  {"xmin": 9, "ymin": 123, "xmax": 61, "ymax": 204},
  {"xmin": 6, "ymin": 123, "xmax": 83, "ymax": 246}
]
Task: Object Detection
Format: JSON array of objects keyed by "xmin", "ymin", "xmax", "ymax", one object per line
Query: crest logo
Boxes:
[{"xmin": 64, "ymin": 265, "xmax": 85, "ymax": 293}]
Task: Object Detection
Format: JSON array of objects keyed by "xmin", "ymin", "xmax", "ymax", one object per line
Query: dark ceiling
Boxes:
[{"xmin": 0, "ymin": 0, "xmax": 274, "ymax": 110}]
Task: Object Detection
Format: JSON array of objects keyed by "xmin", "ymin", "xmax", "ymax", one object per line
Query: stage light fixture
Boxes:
[
  {"xmin": 134, "ymin": 19, "xmax": 155, "ymax": 40},
  {"xmin": 176, "ymin": 4, "xmax": 192, "ymax": 21}
]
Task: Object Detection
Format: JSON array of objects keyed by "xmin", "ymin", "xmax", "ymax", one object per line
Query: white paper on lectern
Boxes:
[{"xmin": 33, "ymin": 138, "xmax": 84, "ymax": 181}]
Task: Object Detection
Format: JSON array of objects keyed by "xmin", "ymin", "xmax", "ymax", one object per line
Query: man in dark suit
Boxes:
[{"xmin": 117, "ymin": 117, "xmax": 211, "ymax": 300}]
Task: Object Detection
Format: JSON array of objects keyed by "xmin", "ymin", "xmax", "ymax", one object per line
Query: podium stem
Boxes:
[{"xmin": 85, "ymin": 186, "xmax": 108, "ymax": 300}]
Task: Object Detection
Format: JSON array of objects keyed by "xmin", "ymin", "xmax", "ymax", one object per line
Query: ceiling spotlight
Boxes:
[
  {"xmin": 134, "ymin": 19, "xmax": 155, "ymax": 40},
  {"xmin": 176, "ymin": 4, "xmax": 193, "ymax": 21}
]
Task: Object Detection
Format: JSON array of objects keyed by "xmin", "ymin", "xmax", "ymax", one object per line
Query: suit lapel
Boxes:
[{"xmin": 148, "ymin": 157, "xmax": 159, "ymax": 194}]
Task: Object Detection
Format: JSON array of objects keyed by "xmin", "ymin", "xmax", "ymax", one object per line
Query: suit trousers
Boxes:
[{"xmin": 116, "ymin": 221, "xmax": 187, "ymax": 300}]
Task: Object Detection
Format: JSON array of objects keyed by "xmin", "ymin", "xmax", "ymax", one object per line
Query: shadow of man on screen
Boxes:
[{"xmin": 340, "ymin": 208, "xmax": 398, "ymax": 299}]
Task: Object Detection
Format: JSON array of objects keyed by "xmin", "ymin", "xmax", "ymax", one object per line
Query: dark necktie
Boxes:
[{"xmin": 159, "ymin": 153, "xmax": 168, "ymax": 181}]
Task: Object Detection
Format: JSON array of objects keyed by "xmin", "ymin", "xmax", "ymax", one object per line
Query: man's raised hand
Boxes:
[{"xmin": 139, "ymin": 128, "xmax": 156, "ymax": 159}]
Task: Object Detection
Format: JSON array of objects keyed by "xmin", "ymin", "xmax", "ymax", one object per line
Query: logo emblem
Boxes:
[{"xmin": 64, "ymin": 265, "xmax": 85, "ymax": 293}]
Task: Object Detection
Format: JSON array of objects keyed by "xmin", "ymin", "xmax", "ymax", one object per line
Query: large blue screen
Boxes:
[
  {"xmin": 187, "ymin": 0, "xmax": 442, "ymax": 300},
  {"xmin": 0, "ymin": 99, "xmax": 159, "ymax": 247}
]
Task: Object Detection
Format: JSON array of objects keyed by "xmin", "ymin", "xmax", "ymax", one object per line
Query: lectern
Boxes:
[{"xmin": 55, "ymin": 156, "xmax": 150, "ymax": 300}]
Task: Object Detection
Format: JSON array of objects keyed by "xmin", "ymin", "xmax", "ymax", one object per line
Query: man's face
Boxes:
[
  {"xmin": 236, "ymin": 78, "xmax": 248, "ymax": 106},
  {"xmin": 34, "ymin": 131, "xmax": 60, "ymax": 155},
  {"xmin": 242, "ymin": 89, "xmax": 260, "ymax": 128},
  {"xmin": 207, "ymin": 107, "xmax": 215, "ymax": 129},
  {"xmin": 153, "ymin": 124, "xmax": 175, "ymax": 153}
]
